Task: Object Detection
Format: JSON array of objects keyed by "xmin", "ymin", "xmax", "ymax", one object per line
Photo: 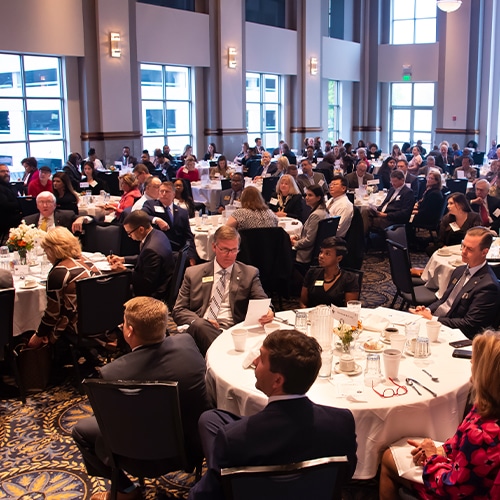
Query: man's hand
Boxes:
[
  {"xmin": 72, "ymin": 216, "xmax": 87, "ymax": 233},
  {"xmin": 207, "ymin": 318, "xmax": 220, "ymax": 330},
  {"xmin": 469, "ymin": 196, "xmax": 482, "ymax": 205},
  {"xmin": 258, "ymin": 308, "xmax": 274, "ymax": 325},
  {"xmin": 155, "ymin": 218, "xmax": 169, "ymax": 231},
  {"xmin": 376, "ymin": 211, "xmax": 387, "ymax": 218},
  {"xmin": 107, "ymin": 255, "xmax": 126, "ymax": 271},
  {"xmin": 27, "ymin": 333, "xmax": 48, "ymax": 348},
  {"xmin": 409, "ymin": 305, "xmax": 432, "ymax": 319}
]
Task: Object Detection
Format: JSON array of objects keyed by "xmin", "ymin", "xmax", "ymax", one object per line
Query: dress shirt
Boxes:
[
  {"xmin": 205, "ymin": 260, "xmax": 234, "ymax": 327},
  {"xmin": 268, "ymin": 394, "xmax": 306, "ymax": 403},
  {"xmin": 380, "ymin": 187, "xmax": 402, "ymax": 213},
  {"xmin": 39, "ymin": 214, "xmax": 55, "ymax": 231},
  {"xmin": 356, "ymin": 174, "xmax": 366, "ymax": 186},
  {"xmin": 326, "ymin": 194, "xmax": 353, "ymax": 238},
  {"xmin": 131, "ymin": 193, "xmax": 155, "ymax": 212}
]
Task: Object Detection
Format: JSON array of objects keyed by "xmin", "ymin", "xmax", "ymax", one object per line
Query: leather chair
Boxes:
[{"xmin": 311, "ymin": 216, "xmax": 340, "ymax": 265}]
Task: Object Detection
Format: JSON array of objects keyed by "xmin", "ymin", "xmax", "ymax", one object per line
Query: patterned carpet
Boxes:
[{"xmin": 0, "ymin": 249, "xmax": 430, "ymax": 499}]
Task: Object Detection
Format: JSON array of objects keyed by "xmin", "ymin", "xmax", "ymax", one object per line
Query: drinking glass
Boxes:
[
  {"xmin": 414, "ymin": 337, "xmax": 430, "ymax": 358},
  {"xmin": 364, "ymin": 353, "xmax": 382, "ymax": 386},
  {"xmin": 295, "ymin": 311, "xmax": 308, "ymax": 333}
]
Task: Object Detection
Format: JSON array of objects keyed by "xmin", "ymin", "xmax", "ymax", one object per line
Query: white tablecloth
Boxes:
[{"xmin": 205, "ymin": 306, "xmax": 471, "ymax": 479}]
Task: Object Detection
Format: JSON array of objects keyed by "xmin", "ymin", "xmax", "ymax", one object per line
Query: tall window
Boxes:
[
  {"xmin": 246, "ymin": 73, "xmax": 282, "ymax": 150},
  {"xmin": 391, "ymin": 0, "xmax": 436, "ymax": 44},
  {"xmin": 246, "ymin": 0, "xmax": 285, "ymax": 28},
  {"xmin": 137, "ymin": 0, "xmax": 194, "ymax": 10},
  {"xmin": 140, "ymin": 64, "xmax": 192, "ymax": 155},
  {"xmin": 390, "ymin": 82, "xmax": 435, "ymax": 153},
  {"xmin": 327, "ymin": 80, "xmax": 341, "ymax": 141},
  {"xmin": 0, "ymin": 53, "xmax": 66, "ymax": 178}
]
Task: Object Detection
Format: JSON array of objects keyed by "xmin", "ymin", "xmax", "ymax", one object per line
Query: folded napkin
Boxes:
[
  {"xmin": 362, "ymin": 314, "xmax": 390, "ymax": 333},
  {"xmin": 242, "ymin": 339, "xmax": 264, "ymax": 369}
]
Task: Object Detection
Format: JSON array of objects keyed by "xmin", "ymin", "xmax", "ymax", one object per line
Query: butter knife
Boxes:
[{"xmin": 407, "ymin": 378, "xmax": 437, "ymax": 397}]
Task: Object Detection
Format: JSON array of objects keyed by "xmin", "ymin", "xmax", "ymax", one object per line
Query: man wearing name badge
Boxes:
[
  {"xmin": 326, "ymin": 176, "xmax": 353, "ymax": 238},
  {"xmin": 297, "ymin": 158, "xmax": 328, "ymax": 196},
  {"xmin": 172, "ymin": 225, "xmax": 274, "ymax": 356},
  {"xmin": 396, "ymin": 159, "xmax": 419, "ymax": 197},
  {"xmin": 466, "ymin": 179, "xmax": 500, "ymax": 232},
  {"xmin": 131, "ymin": 176, "xmax": 161, "ymax": 212},
  {"xmin": 345, "ymin": 160, "xmax": 374, "ymax": 189},
  {"xmin": 255, "ymin": 151, "xmax": 277, "ymax": 178},
  {"xmin": 217, "ymin": 173, "xmax": 245, "ymax": 214},
  {"xmin": 188, "ymin": 329, "xmax": 357, "ymax": 500},
  {"xmin": 411, "ymin": 227, "xmax": 500, "ymax": 338}
]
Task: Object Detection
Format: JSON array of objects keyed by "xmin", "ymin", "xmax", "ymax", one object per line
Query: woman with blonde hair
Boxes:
[
  {"xmin": 272, "ymin": 155, "xmax": 290, "ymax": 178},
  {"xmin": 226, "ymin": 186, "xmax": 278, "ymax": 230},
  {"xmin": 105, "ymin": 172, "xmax": 141, "ymax": 217},
  {"xmin": 27, "ymin": 227, "xmax": 101, "ymax": 348},
  {"xmin": 379, "ymin": 330, "xmax": 500, "ymax": 499},
  {"xmin": 269, "ymin": 174, "xmax": 306, "ymax": 222}
]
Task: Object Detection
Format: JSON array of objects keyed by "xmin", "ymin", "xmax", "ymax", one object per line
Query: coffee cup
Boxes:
[
  {"xmin": 426, "ymin": 321, "xmax": 441, "ymax": 343},
  {"xmin": 383, "ymin": 348, "xmax": 402, "ymax": 379},
  {"xmin": 390, "ymin": 334, "xmax": 406, "ymax": 352},
  {"xmin": 231, "ymin": 329, "xmax": 248, "ymax": 352},
  {"xmin": 384, "ymin": 327, "xmax": 399, "ymax": 340},
  {"xmin": 339, "ymin": 354, "xmax": 355, "ymax": 372}
]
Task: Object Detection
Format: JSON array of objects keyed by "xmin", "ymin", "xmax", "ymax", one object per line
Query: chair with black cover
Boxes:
[
  {"xmin": 261, "ymin": 176, "xmax": 279, "ymax": 203},
  {"xmin": 415, "ymin": 176, "xmax": 427, "ymax": 200},
  {"xmin": 237, "ymin": 227, "xmax": 294, "ymax": 310},
  {"xmin": 10, "ymin": 181, "xmax": 26, "ymax": 196},
  {"xmin": 446, "ymin": 178, "xmax": 468, "ymax": 194},
  {"xmin": 341, "ymin": 267, "xmax": 364, "ymax": 300},
  {"xmin": 97, "ymin": 171, "xmax": 121, "ymax": 195},
  {"xmin": 181, "ymin": 178, "xmax": 206, "ymax": 214},
  {"xmin": 221, "ymin": 178, "xmax": 231, "ymax": 191},
  {"xmin": 220, "ymin": 456, "xmax": 350, "ymax": 500},
  {"xmin": 18, "ymin": 196, "xmax": 38, "ymax": 217},
  {"xmin": 167, "ymin": 243, "xmax": 190, "ymax": 312},
  {"xmin": 83, "ymin": 379, "xmax": 201, "ymax": 499},
  {"xmin": 246, "ymin": 159, "xmax": 262, "ymax": 179},
  {"xmin": 82, "ymin": 223, "xmax": 122, "ymax": 255},
  {"xmin": 411, "ymin": 193, "xmax": 449, "ymax": 244},
  {"xmin": 386, "ymin": 239, "xmax": 437, "ymax": 310},
  {"xmin": 472, "ymin": 151, "xmax": 485, "ymax": 166},
  {"xmin": 311, "ymin": 216, "xmax": 340, "ymax": 266},
  {"xmin": 341, "ymin": 206, "xmax": 364, "ymax": 270},
  {"xmin": 314, "ymin": 167, "xmax": 333, "ymax": 185}
]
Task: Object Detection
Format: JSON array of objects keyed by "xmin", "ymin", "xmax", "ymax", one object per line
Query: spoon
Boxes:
[
  {"xmin": 422, "ymin": 369, "xmax": 439, "ymax": 382},
  {"xmin": 406, "ymin": 378, "xmax": 422, "ymax": 395}
]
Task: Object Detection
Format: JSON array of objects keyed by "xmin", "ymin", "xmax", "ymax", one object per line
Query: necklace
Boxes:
[{"xmin": 323, "ymin": 271, "xmax": 341, "ymax": 284}]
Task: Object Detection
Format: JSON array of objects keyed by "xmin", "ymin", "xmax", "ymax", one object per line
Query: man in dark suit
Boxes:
[
  {"xmin": 172, "ymin": 225, "xmax": 274, "ymax": 356},
  {"xmin": 108, "ymin": 210, "xmax": 173, "ymax": 301},
  {"xmin": 396, "ymin": 159, "xmax": 419, "ymax": 197},
  {"xmin": 411, "ymin": 227, "xmax": 500, "ymax": 338},
  {"xmin": 434, "ymin": 142, "xmax": 453, "ymax": 174},
  {"xmin": 0, "ymin": 164, "xmax": 22, "ymax": 244},
  {"xmin": 466, "ymin": 179, "xmax": 500, "ymax": 232},
  {"xmin": 72, "ymin": 296, "xmax": 210, "ymax": 500},
  {"xmin": 63, "ymin": 152, "xmax": 82, "ymax": 191},
  {"xmin": 118, "ymin": 146, "xmax": 137, "ymax": 168},
  {"xmin": 142, "ymin": 181, "xmax": 197, "ymax": 265},
  {"xmin": 255, "ymin": 151, "xmax": 277, "ymax": 178},
  {"xmin": 345, "ymin": 160, "xmax": 374, "ymax": 189},
  {"xmin": 216, "ymin": 173, "xmax": 245, "ymax": 213},
  {"xmin": 188, "ymin": 329, "xmax": 357, "ymax": 500},
  {"xmin": 366, "ymin": 170, "xmax": 415, "ymax": 233}
]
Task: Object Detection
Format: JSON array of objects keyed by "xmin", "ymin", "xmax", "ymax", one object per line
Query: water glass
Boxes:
[
  {"xmin": 364, "ymin": 353, "xmax": 382, "ymax": 386},
  {"xmin": 318, "ymin": 350, "xmax": 333, "ymax": 378},
  {"xmin": 295, "ymin": 311, "xmax": 308, "ymax": 333},
  {"xmin": 414, "ymin": 337, "xmax": 430, "ymax": 358},
  {"xmin": 0, "ymin": 246, "xmax": 10, "ymax": 271},
  {"xmin": 201, "ymin": 214, "xmax": 208, "ymax": 226}
]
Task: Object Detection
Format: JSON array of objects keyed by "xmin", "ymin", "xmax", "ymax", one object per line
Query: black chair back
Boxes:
[
  {"xmin": 97, "ymin": 171, "xmax": 120, "ymax": 195},
  {"xmin": 472, "ymin": 151, "xmax": 485, "ymax": 165},
  {"xmin": 82, "ymin": 223, "xmax": 122, "ymax": 255},
  {"xmin": 221, "ymin": 456, "xmax": 350, "ymax": 500},
  {"xmin": 313, "ymin": 167, "xmax": 333, "ymax": 185},
  {"xmin": 416, "ymin": 177, "xmax": 427, "ymax": 200},
  {"xmin": 341, "ymin": 206, "xmax": 364, "ymax": 270},
  {"xmin": 386, "ymin": 239, "xmax": 415, "ymax": 298},
  {"xmin": 446, "ymin": 178, "xmax": 468, "ymax": 194},
  {"xmin": 167, "ymin": 243, "xmax": 190, "ymax": 311},
  {"xmin": 311, "ymin": 216, "xmax": 341, "ymax": 265},
  {"xmin": 261, "ymin": 177, "xmax": 279, "ymax": 203},
  {"xmin": 341, "ymin": 267, "xmax": 364, "ymax": 299},
  {"xmin": 18, "ymin": 196, "xmax": 38, "ymax": 217},
  {"xmin": 10, "ymin": 181, "xmax": 26, "ymax": 196},
  {"xmin": 385, "ymin": 224, "xmax": 408, "ymax": 248},
  {"xmin": 246, "ymin": 159, "xmax": 262, "ymax": 179},
  {"xmin": 221, "ymin": 178, "xmax": 231, "ymax": 191},
  {"xmin": 0, "ymin": 288, "xmax": 14, "ymax": 354}
]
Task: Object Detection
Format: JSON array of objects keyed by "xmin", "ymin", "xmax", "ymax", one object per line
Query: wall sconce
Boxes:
[
  {"xmin": 228, "ymin": 47, "xmax": 237, "ymax": 69},
  {"xmin": 310, "ymin": 57, "xmax": 318, "ymax": 75},
  {"xmin": 110, "ymin": 32, "xmax": 121, "ymax": 58}
]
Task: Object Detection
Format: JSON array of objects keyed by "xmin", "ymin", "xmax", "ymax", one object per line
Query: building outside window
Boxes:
[
  {"xmin": 0, "ymin": 53, "xmax": 66, "ymax": 178},
  {"xmin": 140, "ymin": 63, "xmax": 192, "ymax": 155},
  {"xmin": 246, "ymin": 72, "xmax": 282, "ymax": 150},
  {"xmin": 327, "ymin": 80, "xmax": 341, "ymax": 142},
  {"xmin": 390, "ymin": 82, "xmax": 435, "ymax": 153},
  {"xmin": 391, "ymin": 0, "xmax": 437, "ymax": 44}
]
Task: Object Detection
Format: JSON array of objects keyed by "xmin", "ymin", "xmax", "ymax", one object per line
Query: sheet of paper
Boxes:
[{"xmin": 244, "ymin": 298, "xmax": 271, "ymax": 327}]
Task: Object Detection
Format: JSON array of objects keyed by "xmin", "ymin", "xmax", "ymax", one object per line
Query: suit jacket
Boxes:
[
  {"xmin": 297, "ymin": 172, "xmax": 328, "ymax": 195},
  {"xmin": 404, "ymin": 172, "xmax": 419, "ymax": 196},
  {"xmin": 0, "ymin": 180, "xmax": 22, "ymax": 235},
  {"xmin": 189, "ymin": 398, "xmax": 357, "ymax": 500},
  {"xmin": 377, "ymin": 185, "xmax": 414, "ymax": 224},
  {"xmin": 295, "ymin": 207, "xmax": 329, "ymax": 264},
  {"xmin": 256, "ymin": 162, "xmax": 278, "ymax": 177},
  {"xmin": 345, "ymin": 172, "xmax": 374, "ymax": 189},
  {"xmin": 143, "ymin": 200, "xmax": 196, "ymax": 259},
  {"xmin": 430, "ymin": 264, "xmax": 500, "ymax": 338},
  {"xmin": 217, "ymin": 189, "xmax": 243, "ymax": 211},
  {"xmin": 24, "ymin": 209, "xmax": 77, "ymax": 231},
  {"xmin": 412, "ymin": 187, "xmax": 445, "ymax": 227},
  {"xmin": 63, "ymin": 162, "xmax": 82, "ymax": 191},
  {"xmin": 124, "ymin": 228, "xmax": 173, "ymax": 300},
  {"xmin": 0, "ymin": 269, "xmax": 14, "ymax": 288},
  {"xmin": 434, "ymin": 153, "xmax": 453, "ymax": 171},
  {"xmin": 100, "ymin": 335, "xmax": 210, "ymax": 468},
  {"xmin": 172, "ymin": 260, "xmax": 268, "ymax": 327},
  {"xmin": 467, "ymin": 193, "xmax": 500, "ymax": 232}
]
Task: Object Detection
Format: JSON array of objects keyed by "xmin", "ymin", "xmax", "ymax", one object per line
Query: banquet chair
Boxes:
[
  {"xmin": 472, "ymin": 151, "xmax": 485, "ymax": 165},
  {"xmin": 220, "ymin": 178, "xmax": 231, "ymax": 191},
  {"xmin": 82, "ymin": 223, "xmax": 122, "ymax": 255},
  {"xmin": 313, "ymin": 166, "xmax": 333, "ymax": 185},
  {"xmin": 386, "ymin": 239, "xmax": 437, "ymax": 310},
  {"xmin": 246, "ymin": 159, "xmax": 262, "ymax": 179},
  {"xmin": 411, "ymin": 193, "xmax": 449, "ymax": 245},
  {"xmin": 261, "ymin": 176, "xmax": 279, "ymax": 203},
  {"xmin": 166, "ymin": 243, "xmax": 190, "ymax": 312},
  {"xmin": 220, "ymin": 456, "xmax": 349, "ymax": 500},
  {"xmin": 445, "ymin": 178, "xmax": 468, "ymax": 194},
  {"xmin": 311, "ymin": 216, "xmax": 340, "ymax": 265},
  {"xmin": 340, "ymin": 206, "xmax": 364, "ymax": 270},
  {"xmin": 180, "ymin": 178, "xmax": 206, "ymax": 215},
  {"xmin": 83, "ymin": 379, "xmax": 201, "ymax": 500},
  {"xmin": 18, "ymin": 196, "xmax": 38, "ymax": 217},
  {"xmin": 340, "ymin": 267, "xmax": 364, "ymax": 300}
]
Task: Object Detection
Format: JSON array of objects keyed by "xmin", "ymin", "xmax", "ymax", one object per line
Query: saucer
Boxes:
[
  {"xmin": 437, "ymin": 250, "xmax": 451, "ymax": 257},
  {"xmin": 361, "ymin": 340, "xmax": 384, "ymax": 353},
  {"xmin": 450, "ymin": 259, "xmax": 463, "ymax": 267},
  {"xmin": 21, "ymin": 282, "xmax": 38, "ymax": 289},
  {"xmin": 334, "ymin": 363, "xmax": 362, "ymax": 376}
]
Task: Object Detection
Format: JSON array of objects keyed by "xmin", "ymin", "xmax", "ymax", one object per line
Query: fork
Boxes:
[{"xmin": 422, "ymin": 369, "xmax": 439, "ymax": 382}]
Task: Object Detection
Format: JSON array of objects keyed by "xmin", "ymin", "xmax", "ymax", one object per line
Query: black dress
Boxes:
[
  {"xmin": 56, "ymin": 191, "xmax": 78, "ymax": 214},
  {"xmin": 303, "ymin": 267, "xmax": 359, "ymax": 307},
  {"xmin": 269, "ymin": 193, "xmax": 306, "ymax": 222}
]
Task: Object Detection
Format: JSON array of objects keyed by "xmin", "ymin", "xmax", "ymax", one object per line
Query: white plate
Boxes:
[
  {"xmin": 404, "ymin": 348, "xmax": 415, "ymax": 357},
  {"xmin": 361, "ymin": 341, "xmax": 385, "ymax": 353},
  {"xmin": 437, "ymin": 249, "xmax": 451, "ymax": 257},
  {"xmin": 333, "ymin": 363, "xmax": 363, "ymax": 376},
  {"xmin": 195, "ymin": 227, "xmax": 210, "ymax": 232},
  {"xmin": 21, "ymin": 282, "xmax": 38, "ymax": 289},
  {"xmin": 450, "ymin": 259, "xmax": 464, "ymax": 267}
]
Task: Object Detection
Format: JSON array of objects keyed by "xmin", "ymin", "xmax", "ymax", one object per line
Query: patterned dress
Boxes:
[{"xmin": 231, "ymin": 208, "xmax": 278, "ymax": 230}]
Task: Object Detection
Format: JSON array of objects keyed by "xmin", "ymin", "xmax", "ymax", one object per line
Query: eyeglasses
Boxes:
[
  {"xmin": 372, "ymin": 378, "xmax": 408, "ymax": 398},
  {"xmin": 126, "ymin": 226, "xmax": 140, "ymax": 237},
  {"xmin": 215, "ymin": 245, "xmax": 239, "ymax": 256}
]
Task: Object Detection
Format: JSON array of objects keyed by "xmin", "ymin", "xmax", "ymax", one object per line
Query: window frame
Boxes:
[
  {"xmin": 327, "ymin": 80, "xmax": 341, "ymax": 142},
  {"xmin": 391, "ymin": 0, "xmax": 437, "ymax": 45}
]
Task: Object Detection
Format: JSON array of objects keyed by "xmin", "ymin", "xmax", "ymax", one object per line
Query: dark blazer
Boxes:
[
  {"xmin": 217, "ymin": 189, "xmax": 243, "ymax": 211},
  {"xmin": 124, "ymin": 228, "xmax": 174, "ymax": 300},
  {"xmin": 412, "ymin": 187, "xmax": 445, "ymax": 227},
  {"xmin": 467, "ymin": 193, "xmax": 500, "ymax": 232},
  {"xmin": 268, "ymin": 193, "xmax": 306, "ymax": 222},
  {"xmin": 297, "ymin": 172, "xmax": 328, "ymax": 195},
  {"xmin": 63, "ymin": 161, "xmax": 82, "ymax": 191},
  {"xmin": 434, "ymin": 153, "xmax": 453, "ymax": 172},
  {"xmin": 377, "ymin": 185, "xmax": 415, "ymax": 224},
  {"xmin": 437, "ymin": 212, "xmax": 482, "ymax": 248},
  {"xmin": 256, "ymin": 162, "xmax": 278, "ymax": 177},
  {"xmin": 0, "ymin": 180, "xmax": 22, "ymax": 237},
  {"xmin": 430, "ymin": 264, "xmax": 500, "ymax": 338},
  {"xmin": 172, "ymin": 260, "xmax": 268, "ymax": 327},
  {"xmin": 189, "ymin": 398, "xmax": 357, "ymax": 500},
  {"xmin": 24, "ymin": 209, "xmax": 77, "ymax": 231},
  {"xmin": 143, "ymin": 200, "xmax": 196, "ymax": 259},
  {"xmin": 345, "ymin": 172, "xmax": 374, "ymax": 189},
  {"xmin": 404, "ymin": 172, "xmax": 419, "ymax": 196}
]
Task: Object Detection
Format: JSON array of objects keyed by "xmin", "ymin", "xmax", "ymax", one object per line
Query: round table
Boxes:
[{"xmin": 205, "ymin": 306, "xmax": 471, "ymax": 479}]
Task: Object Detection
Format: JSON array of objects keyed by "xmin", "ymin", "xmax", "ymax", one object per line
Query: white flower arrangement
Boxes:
[{"xmin": 7, "ymin": 221, "xmax": 45, "ymax": 254}]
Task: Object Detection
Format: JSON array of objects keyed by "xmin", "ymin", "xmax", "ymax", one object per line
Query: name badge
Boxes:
[
  {"xmin": 202, "ymin": 276, "xmax": 214, "ymax": 283},
  {"xmin": 494, "ymin": 208, "xmax": 500, "ymax": 218},
  {"xmin": 224, "ymin": 195, "xmax": 230, "ymax": 201},
  {"xmin": 154, "ymin": 206, "xmax": 165, "ymax": 213},
  {"xmin": 319, "ymin": 180, "xmax": 325, "ymax": 186},
  {"xmin": 269, "ymin": 197, "xmax": 278, "ymax": 206},
  {"xmin": 396, "ymin": 195, "xmax": 401, "ymax": 201},
  {"xmin": 314, "ymin": 280, "xmax": 324, "ymax": 286},
  {"xmin": 449, "ymin": 222, "xmax": 460, "ymax": 232},
  {"xmin": 233, "ymin": 200, "xmax": 241, "ymax": 207},
  {"xmin": 367, "ymin": 179, "xmax": 379, "ymax": 186},
  {"xmin": 80, "ymin": 182, "xmax": 89, "ymax": 188}
]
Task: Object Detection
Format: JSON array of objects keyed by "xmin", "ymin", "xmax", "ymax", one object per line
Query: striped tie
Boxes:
[{"xmin": 207, "ymin": 269, "xmax": 227, "ymax": 321}]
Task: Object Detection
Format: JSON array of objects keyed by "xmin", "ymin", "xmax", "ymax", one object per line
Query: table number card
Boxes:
[{"xmin": 332, "ymin": 306, "xmax": 358, "ymax": 325}]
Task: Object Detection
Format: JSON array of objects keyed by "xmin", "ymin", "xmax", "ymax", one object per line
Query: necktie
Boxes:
[
  {"xmin": 434, "ymin": 268, "xmax": 470, "ymax": 317},
  {"xmin": 40, "ymin": 217, "xmax": 48, "ymax": 231},
  {"xmin": 380, "ymin": 190, "xmax": 398, "ymax": 213},
  {"xmin": 206, "ymin": 269, "xmax": 227, "ymax": 321},
  {"xmin": 166, "ymin": 206, "xmax": 173, "ymax": 227},
  {"xmin": 480, "ymin": 202, "xmax": 489, "ymax": 226}
]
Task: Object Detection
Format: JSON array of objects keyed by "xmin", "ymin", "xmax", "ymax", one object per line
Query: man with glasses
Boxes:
[
  {"xmin": 173, "ymin": 225, "xmax": 273, "ymax": 355},
  {"xmin": 0, "ymin": 164, "xmax": 22, "ymax": 244},
  {"xmin": 108, "ymin": 210, "xmax": 173, "ymax": 300}
]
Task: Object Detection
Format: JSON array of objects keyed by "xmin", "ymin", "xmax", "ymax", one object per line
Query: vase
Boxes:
[
  {"xmin": 17, "ymin": 248, "xmax": 27, "ymax": 265},
  {"xmin": 341, "ymin": 341, "xmax": 352, "ymax": 354}
]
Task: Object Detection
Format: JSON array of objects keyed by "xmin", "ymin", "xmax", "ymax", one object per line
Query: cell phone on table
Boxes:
[
  {"xmin": 452, "ymin": 349, "xmax": 472, "ymax": 359},
  {"xmin": 449, "ymin": 339, "xmax": 473, "ymax": 348}
]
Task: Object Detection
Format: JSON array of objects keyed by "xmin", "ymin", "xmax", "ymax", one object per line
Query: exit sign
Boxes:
[{"xmin": 402, "ymin": 74, "xmax": 412, "ymax": 81}]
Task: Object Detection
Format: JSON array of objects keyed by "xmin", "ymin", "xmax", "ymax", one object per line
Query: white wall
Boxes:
[{"xmin": 322, "ymin": 38, "xmax": 361, "ymax": 82}]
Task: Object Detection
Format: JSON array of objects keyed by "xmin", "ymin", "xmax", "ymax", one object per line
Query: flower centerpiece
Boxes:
[
  {"xmin": 334, "ymin": 320, "xmax": 362, "ymax": 353},
  {"xmin": 7, "ymin": 221, "xmax": 44, "ymax": 265}
]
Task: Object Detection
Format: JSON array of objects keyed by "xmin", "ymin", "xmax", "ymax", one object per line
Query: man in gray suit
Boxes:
[
  {"xmin": 345, "ymin": 160, "xmax": 374, "ymax": 189},
  {"xmin": 173, "ymin": 225, "xmax": 274, "ymax": 356},
  {"xmin": 296, "ymin": 158, "xmax": 328, "ymax": 195}
]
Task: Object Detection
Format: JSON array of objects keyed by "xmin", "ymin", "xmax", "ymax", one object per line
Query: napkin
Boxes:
[
  {"xmin": 242, "ymin": 339, "xmax": 264, "ymax": 369},
  {"xmin": 362, "ymin": 314, "xmax": 390, "ymax": 333}
]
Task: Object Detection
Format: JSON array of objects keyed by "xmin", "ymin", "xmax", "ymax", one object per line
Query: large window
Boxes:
[
  {"xmin": 391, "ymin": 0, "xmax": 436, "ymax": 44},
  {"xmin": 390, "ymin": 82, "xmax": 435, "ymax": 153},
  {"xmin": 246, "ymin": 73, "xmax": 282, "ymax": 150},
  {"xmin": 246, "ymin": 0, "xmax": 285, "ymax": 28},
  {"xmin": 140, "ymin": 64, "xmax": 192, "ymax": 155},
  {"xmin": 137, "ymin": 0, "xmax": 194, "ymax": 10},
  {"xmin": 327, "ymin": 80, "xmax": 341, "ymax": 141},
  {"xmin": 0, "ymin": 53, "xmax": 66, "ymax": 178}
]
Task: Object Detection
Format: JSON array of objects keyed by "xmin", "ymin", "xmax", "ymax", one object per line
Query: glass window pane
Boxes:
[
  {"xmin": 263, "ymin": 104, "xmax": 278, "ymax": 131},
  {"xmin": 393, "ymin": 0, "xmax": 414, "ymax": 19},
  {"xmin": 166, "ymin": 101, "xmax": 190, "ymax": 135},
  {"xmin": 246, "ymin": 103, "xmax": 261, "ymax": 133},
  {"xmin": 26, "ymin": 99, "xmax": 63, "ymax": 141},
  {"xmin": 415, "ymin": 19, "xmax": 436, "ymax": 44},
  {"xmin": 167, "ymin": 136, "xmax": 190, "ymax": 155},
  {"xmin": 142, "ymin": 136, "xmax": 163, "ymax": 155},
  {"xmin": 142, "ymin": 101, "xmax": 164, "ymax": 136},
  {"xmin": 414, "ymin": 110, "xmax": 433, "ymax": 131},
  {"xmin": 0, "ymin": 142, "xmax": 27, "ymax": 177},
  {"xmin": 392, "ymin": 132, "xmax": 410, "ymax": 144},
  {"xmin": 392, "ymin": 84, "xmax": 412, "ymax": 106},
  {"xmin": 0, "ymin": 98, "xmax": 25, "ymax": 142},
  {"xmin": 29, "ymin": 141, "xmax": 65, "ymax": 170},
  {"xmin": 165, "ymin": 66, "xmax": 190, "ymax": 100},
  {"xmin": 141, "ymin": 64, "xmax": 163, "ymax": 100},
  {"xmin": 415, "ymin": 0, "xmax": 437, "ymax": 18},
  {"xmin": 393, "ymin": 109, "xmax": 411, "ymax": 131},
  {"xmin": 24, "ymin": 56, "xmax": 61, "ymax": 98},
  {"xmin": 0, "ymin": 54, "xmax": 22, "ymax": 97},
  {"xmin": 246, "ymin": 73, "xmax": 260, "ymax": 102},
  {"xmin": 414, "ymin": 83, "xmax": 435, "ymax": 106},
  {"xmin": 414, "ymin": 133, "xmax": 432, "ymax": 149},
  {"xmin": 393, "ymin": 20, "xmax": 415, "ymax": 44},
  {"xmin": 263, "ymin": 74, "xmax": 279, "ymax": 103},
  {"xmin": 263, "ymin": 133, "xmax": 278, "ymax": 149}
]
